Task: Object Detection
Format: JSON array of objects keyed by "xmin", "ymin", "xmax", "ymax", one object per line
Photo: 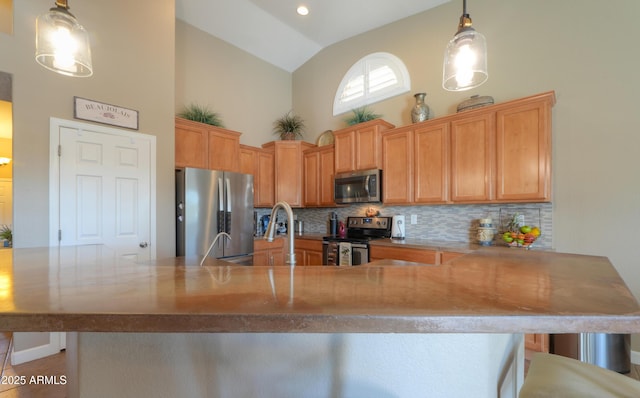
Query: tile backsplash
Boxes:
[{"xmin": 257, "ymin": 203, "xmax": 553, "ymax": 249}]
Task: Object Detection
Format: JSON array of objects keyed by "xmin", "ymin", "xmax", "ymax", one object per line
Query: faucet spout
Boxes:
[
  {"xmin": 199, "ymin": 232, "xmax": 232, "ymax": 266},
  {"xmin": 264, "ymin": 201, "xmax": 296, "ymax": 266}
]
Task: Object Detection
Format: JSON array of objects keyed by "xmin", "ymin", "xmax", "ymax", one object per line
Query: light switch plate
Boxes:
[{"xmin": 411, "ymin": 215, "xmax": 417, "ymax": 224}]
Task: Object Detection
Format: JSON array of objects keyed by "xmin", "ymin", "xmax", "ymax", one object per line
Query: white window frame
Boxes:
[{"xmin": 333, "ymin": 52, "xmax": 411, "ymax": 116}]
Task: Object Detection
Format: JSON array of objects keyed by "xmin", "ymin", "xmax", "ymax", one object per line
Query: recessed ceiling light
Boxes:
[{"xmin": 297, "ymin": 5, "xmax": 309, "ymax": 16}]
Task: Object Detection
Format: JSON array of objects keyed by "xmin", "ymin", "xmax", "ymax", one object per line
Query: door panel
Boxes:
[{"xmin": 54, "ymin": 120, "xmax": 155, "ymax": 261}]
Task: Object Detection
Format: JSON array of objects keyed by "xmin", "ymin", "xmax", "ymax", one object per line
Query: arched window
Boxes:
[{"xmin": 333, "ymin": 52, "xmax": 411, "ymax": 116}]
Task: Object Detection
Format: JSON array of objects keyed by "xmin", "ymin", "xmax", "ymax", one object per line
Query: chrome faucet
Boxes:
[
  {"xmin": 264, "ymin": 201, "xmax": 296, "ymax": 266},
  {"xmin": 199, "ymin": 232, "xmax": 231, "ymax": 266}
]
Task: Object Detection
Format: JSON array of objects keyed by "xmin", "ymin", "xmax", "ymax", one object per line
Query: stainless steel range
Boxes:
[{"xmin": 322, "ymin": 216, "xmax": 392, "ymax": 266}]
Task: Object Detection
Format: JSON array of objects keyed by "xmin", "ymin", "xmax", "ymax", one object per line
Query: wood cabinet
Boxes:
[
  {"xmin": 382, "ymin": 122, "xmax": 450, "ymax": 205},
  {"xmin": 414, "ymin": 123, "xmax": 450, "ymax": 204},
  {"xmin": 525, "ymin": 333, "xmax": 549, "ymax": 353},
  {"xmin": 450, "ymin": 112, "xmax": 496, "ymax": 202},
  {"xmin": 333, "ymin": 119, "xmax": 395, "ymax": 173},
  {"xmin": 381, "ymin": 127, "xmax": 413, "ymax": 204},
  {"xmin": 262, "ymin": 141, "xmax": 315, "ymax": 207},
  {"xmin": 295, "ymin": 238, "xmax": 324, "ymax": 266},
  {"xmin": 440, "ymin": 251, "xmax": 465, "ymax": 264},
  {"xmin": 175, "ymin": 117, "xmax": 240, "ymax": 171},
  {"xmin": 381, "ymin": 91, "xmax": 555, "ymax": 205},
  {"xmin": 369, "ymin": 245, "xmax": 438, "ymax": 264},
  {"xmin": 239, "ymin": 145, "xmax": 275, "ymax": 207},
  {"xmin": 303, "ymin": 145, "xmax": 335, "ymax": 207},
  {"xmin": 253, "ymin": 238, "xmax": 285, "ymax": 266},
  {"xmin": 496, "ymin": 96, "xmax": 552, "ymax": 202}
]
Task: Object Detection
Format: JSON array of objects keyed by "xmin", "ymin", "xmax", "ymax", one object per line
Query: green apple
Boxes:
[
  {"xmin": 520, "ymin": 225, "xmax": 532, "ymax": 234},
  {"xmin": 503, "ymin": 236, "xmax": 514, "ymax": 243}
]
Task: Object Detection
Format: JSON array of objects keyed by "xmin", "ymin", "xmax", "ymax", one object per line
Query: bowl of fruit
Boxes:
[{"xmin": 502, "ymin": 225, "xmax": 541, "ymax": 249}]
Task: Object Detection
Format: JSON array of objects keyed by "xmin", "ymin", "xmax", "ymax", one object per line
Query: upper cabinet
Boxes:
[
  {"xmin": 175, "ymin": 117, "xmax": 240, "ymax": 172},
  {"xmin": 239, "ymin": 145, "xmax": 275, "ymax": 207},
  {"xmin": 303, "ymin": 144, "xmax": 335, "ymax": 207},
  {"xmin": 262, "ymin": 141, "xmax": 315, "ymax": 208},
  {"xmin": 450, "ymin": 112, "xmax": 496, "ymax": 202},
  {"xmin": 495, "ymin": 95, "xmax": 552, "ymax": 201},
  {"xmin": 382, "ymin": 122, "xmax": 450, "ymax": 205},
  {"xmin": 381, "ymin": 91, "xmax": 555, "ymax": 205},
  {"xmin": 333, "ymin": 119, "xmax": 395, "ymax": 173}
]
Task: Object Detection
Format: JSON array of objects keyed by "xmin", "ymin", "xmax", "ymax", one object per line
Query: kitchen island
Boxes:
[{"xmin": 1, "ymin": 246, "xmax": 639, "ymax": 397}]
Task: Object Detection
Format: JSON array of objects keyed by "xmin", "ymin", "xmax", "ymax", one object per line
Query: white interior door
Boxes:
[{"xmin": 50, "ymin": 118, "xmax": 156, "ymax": 261}]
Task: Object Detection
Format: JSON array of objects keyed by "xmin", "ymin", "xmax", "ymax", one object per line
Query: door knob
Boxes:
[{"xmin": 139, "ymin": 242, "xmax": 149, "ymax": 248}]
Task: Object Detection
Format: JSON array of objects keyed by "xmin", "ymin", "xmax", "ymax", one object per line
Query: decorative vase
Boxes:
[{"xmin": 411, "ymin": 93, "xmax": 431, "ymax": 123}]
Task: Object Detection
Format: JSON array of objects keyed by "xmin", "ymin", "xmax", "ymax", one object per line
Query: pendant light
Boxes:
[
  {"xmin": 442, "ymin": 0, "xmax": 487, "ymax": 91},
  {"xmin": 35, "ymin": 0, "xmax": 93, "ymax": 77}
]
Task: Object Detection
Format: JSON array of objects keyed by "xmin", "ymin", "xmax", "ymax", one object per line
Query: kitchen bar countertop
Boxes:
[{"xmin": 1, "ymin": 245, "xmax": 639, "ymax": 334}]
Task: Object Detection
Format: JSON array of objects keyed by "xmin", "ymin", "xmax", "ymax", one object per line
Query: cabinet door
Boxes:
[
  {"xmin": 207, "ymin": 128, "xmax": 240, "ymax": 171},
  {"xmin": 496, "ymin": 99, "xmax": 551, "ymax": 201},
  {"xmin": 319, "ymin": 147, "xmax": 335, "ymax": 206},
  {"xmin": 414, "ymin": 123, "xmax": 450, "ymax": 203},
  {"xmin": 369, "ymin": 245, "xmax": 437, "ymax": 264},
  {"xmin": 175, "ymin": 119, "xmax": 208, "ymax": 169},
  {"xmin": 382, "ymin": 128, "xmax": 412, "ymax": 204},
  {"xmin": 355, "ymin": 125, "xmax": 382, "ymax": 170},
  {"xmin": 303, "ymin": 151, "xmax": 320, "ymax": 206},
  {"xmin": 525, "ymin": 333, "xmax": 549, "ymax": 353},
  {"xmin": 256, "ymin": 149, "xmax": 275, "ymax": 207},
  {"xmin": 334, "ymin": 131, "xmax": 355, "ymax": 173},
  {"xmin": 274, "ymin": 142, "xmax": 304, "ymax": 207},
  {"xmin": 305, "ymin": 250, "xmax": 324, "ymax": 266},
  {"xmin": 450, "ymin": 113, "xmax": 495, "ymax": 202},
  {"xmin": 239, "ymin": 146, "xmax": 256, "ymax": 175}
]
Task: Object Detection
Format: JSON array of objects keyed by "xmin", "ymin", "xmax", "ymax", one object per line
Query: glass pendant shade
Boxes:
[
  {"xmin": 443, "ymin": 27, "xmax": 487, "ymax": 91},
  {"xmin": 35, "ymin": 4, "xmax": 92, "ymax": 77}
]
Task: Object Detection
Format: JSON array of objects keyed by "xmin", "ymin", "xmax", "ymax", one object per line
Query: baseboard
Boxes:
[{"xmin": 632, "ymin": 349, "xmax": 640, "ymax": 365}]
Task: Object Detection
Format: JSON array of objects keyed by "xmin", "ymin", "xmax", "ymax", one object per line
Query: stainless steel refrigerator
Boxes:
[{"xmin": 176, "ymin": 167, "xmax": 254, "ymax": 265}]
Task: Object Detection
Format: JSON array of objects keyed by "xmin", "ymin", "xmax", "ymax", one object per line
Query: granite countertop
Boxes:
[{"xmin": 1, "ymin": 245, "xmax": 639, "ymax": 334}]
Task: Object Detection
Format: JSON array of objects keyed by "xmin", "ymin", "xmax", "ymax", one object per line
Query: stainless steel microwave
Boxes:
[{"xmin": 334, "ymin": 169, "xmax": 382, "ymax": 204}]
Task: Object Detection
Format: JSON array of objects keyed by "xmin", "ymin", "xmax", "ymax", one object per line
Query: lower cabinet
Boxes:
[
  {"xmin": 254, "ymin": 238, "xmax": 323, "ymax": 266},
  {"xmin": 440, "ymin": 251, "xmax": 465, "ymax": 264},
  {"xmin": 294, "ymin": 238, "xmax": 324, "ymax": 266},
  {"xmin": 525, "ymin": 333, "xmax": 549, "ymax": 353},
  {"xmin": 369, "ymin": 245, "xmax": 438, "ymax": 264},
  {"xmin": 253, "ymin": 238, "xmax": 285, "ymax": 266}
]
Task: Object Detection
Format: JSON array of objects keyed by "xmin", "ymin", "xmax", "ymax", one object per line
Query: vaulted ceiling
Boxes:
[{"xmin": 175, "ymin": 0, "xmax": 450, "ymax": 72}]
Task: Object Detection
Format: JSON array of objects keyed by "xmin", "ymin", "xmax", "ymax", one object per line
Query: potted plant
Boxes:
[
  {"xmin": 177, "ymin": 103, "xmax": 225, "ymax": 127},
  {"xmin": 273, "ymin": 111, "xmax": 305, "ymax": 140},
  {"xmin": 344, "ymin": 106, "xmax": 382, "ymax": 126},
  {"xmin": 0, "ymin": 224, "xmax": 11, "ymax": 247}
]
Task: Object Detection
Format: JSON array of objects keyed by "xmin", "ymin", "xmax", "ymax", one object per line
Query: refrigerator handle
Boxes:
[
  {"xmin": 217, "ymin": 177, "xmax": 224, "ymax": 233},
  {"xmin": 225, "ymin": 177, "xmax": 232, "ymax": 235}
]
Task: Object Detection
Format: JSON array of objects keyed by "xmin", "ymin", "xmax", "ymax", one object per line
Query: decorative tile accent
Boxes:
[{"xmin": 258, "ymin": 203, "xmax": 553, "ymax": 249}]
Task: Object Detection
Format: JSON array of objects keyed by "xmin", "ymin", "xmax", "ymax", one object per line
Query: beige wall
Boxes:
[
  {"xmin": 175, "ymin": 20, "xmax": 292, "ymax": 146},
  {"xmin": 0, "ymin": 0, "xmax": 175, "ymax": 257},
  {"xmin": 293, "ymin": 0, "xmax": 640, "ymax": 351}
]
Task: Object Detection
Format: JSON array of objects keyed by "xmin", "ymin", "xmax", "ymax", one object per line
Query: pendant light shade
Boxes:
[
  {"xmin": 442, "ymin": 0, "xmax": 487, "ymax": 91},
  {"xmin": 35, "ymin": 1, "xmax": 93, "ymax": 77}
]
